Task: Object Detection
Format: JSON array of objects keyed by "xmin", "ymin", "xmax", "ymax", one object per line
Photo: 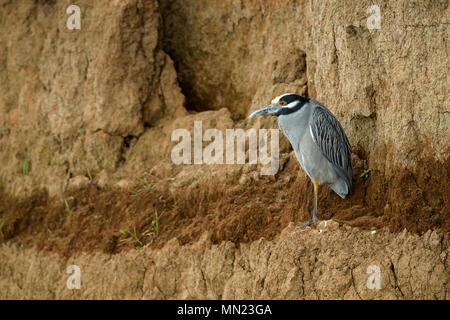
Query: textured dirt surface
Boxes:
[
  {"xmin": 0, "ymin": 155, "xmax": 448, "ymax": 259},
  {"xmin": 0, "ymin": 0, "xmax": 449, "ymax": 299},
  {"xmin": 0, "ymin": 223, "xmax": 448, "ymax": 299}
]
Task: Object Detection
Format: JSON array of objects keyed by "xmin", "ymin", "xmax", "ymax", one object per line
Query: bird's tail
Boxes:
[{"xmin": 328, "ymin": 178, "xmax": 350, "ymax": 199}]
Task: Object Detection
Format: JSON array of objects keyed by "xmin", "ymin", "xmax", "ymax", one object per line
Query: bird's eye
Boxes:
[{"xmin": 279, "ymin": 101, "xmax": 287, "ymax": 106}]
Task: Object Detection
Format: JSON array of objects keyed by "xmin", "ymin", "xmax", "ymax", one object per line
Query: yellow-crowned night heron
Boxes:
[{"xmin": 249, "ymin": 93, "xmax": 353, "ymax": 230}]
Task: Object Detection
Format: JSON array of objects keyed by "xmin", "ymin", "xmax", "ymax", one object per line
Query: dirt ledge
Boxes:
[{"xmin": 0, "ymin": 221, "xmax": 447, "ymax": 299}]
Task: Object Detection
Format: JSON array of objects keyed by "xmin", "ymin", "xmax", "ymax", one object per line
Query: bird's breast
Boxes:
[{"xmin": 278, "ymin": 107, "xmax": 311, "ymax": 152}]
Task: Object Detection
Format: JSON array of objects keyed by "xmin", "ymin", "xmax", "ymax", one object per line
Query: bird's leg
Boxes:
[
  {"xmin": 297, "ymin": 180, "xmax": 319, "ymax": 230},
  {"xmin": 312, "ymin": 180, "xmax": 319, "ymax": 226}
]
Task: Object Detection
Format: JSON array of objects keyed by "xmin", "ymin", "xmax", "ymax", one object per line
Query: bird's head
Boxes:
[{"xmin": 248, "ymin": 93, "xmax": 309, "ymax": 118}]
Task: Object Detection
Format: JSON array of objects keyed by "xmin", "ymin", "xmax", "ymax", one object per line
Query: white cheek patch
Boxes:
[{"xmin": 286, "ymin": 101, "xmax": 300, "ymax": 109}]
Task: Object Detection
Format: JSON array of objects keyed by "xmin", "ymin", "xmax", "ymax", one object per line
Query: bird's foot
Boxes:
[{"xmin": 296, "ymin": 216, "xmax": 319, "ymax": 230}]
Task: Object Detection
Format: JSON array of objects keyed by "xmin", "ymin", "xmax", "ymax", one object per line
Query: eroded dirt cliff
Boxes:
[
  {"xmin": 0, "ymin": 0, "xmax": 448, "ymax": 299},
  {"xmin": 1, "ymin": 223, "xmax": 448, "ymax": 299}
]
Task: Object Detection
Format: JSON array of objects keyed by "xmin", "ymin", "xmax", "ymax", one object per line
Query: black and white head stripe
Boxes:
[
  {"xmin": 272, "ymin": 93, "xmax": 310, "ymax": 115},
  {"xmin": 271, "ymin": 93, "xmax": 295, "ymax": 104}
]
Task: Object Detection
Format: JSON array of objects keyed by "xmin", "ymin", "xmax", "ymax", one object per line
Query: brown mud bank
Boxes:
[
  {"xmin": 0, "ymin": 155, "xmax": 448, "ymax": 259},
  {"xmin": 0, "ymin": 222, "xmax": 448, "ymax": 299},
  {"xmin": 0, "ymin": 157, "xmax": 448, "ymax": 299},
  {"xmin": 0, "ymin": 0, "xmax": 449, "ymax": 299}
]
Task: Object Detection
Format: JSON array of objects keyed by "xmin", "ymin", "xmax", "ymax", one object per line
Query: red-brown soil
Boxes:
[{"xmin": 1, "ymin": 154, "xmax": 448, "ymax": 258}]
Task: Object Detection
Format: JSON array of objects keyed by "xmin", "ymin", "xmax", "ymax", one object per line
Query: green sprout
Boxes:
[
  {"xmin": 0, "ymin": 221, "xmax": 4, "ymax": 237},
  {"xmin": 128, "ymin": 189, "xmax": 141, "ymax": 197},
  {"xmin": 22, "ymin": 151, "xmax": 31, "ymax": 176},
  {"xmin": 172, "ymin": 196, "xmax": 181, "ymax": 209},
  {"xmin": 360, "ymin": 169, "xmax": 371, "ymax": 179},
  {"xmin": 120, "ymin": 227, "xmax": 142, "ymax": 246},
  {"xmin": 47, "ymin": 228, "xmax": 53, "ymax": 241},
  {"xmin": 64, "ymin": 199, "xmax": 72, "ymax": 215},
  {"xmin": 0, "ymin": 176, "xmax": 7, "ymax": 193},
  {"xmin": 139, "ymin": 178, "xmax": 152, "ymax": 191},
  {"xmin": 129, "ymin": 227, "xmax": 142, "ymax": 246},
  {"xmin": 141, "ymin": 244, "xmax": 149, "ymax": 255},
  {"xmin": 77, "ymin": 126, "xmax": 86, "ymax": 134}
]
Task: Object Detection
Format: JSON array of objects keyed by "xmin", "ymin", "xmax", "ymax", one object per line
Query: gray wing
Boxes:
[{"xmin": 310, "ymin": 104, "xmax": 353, "ymax": 193}]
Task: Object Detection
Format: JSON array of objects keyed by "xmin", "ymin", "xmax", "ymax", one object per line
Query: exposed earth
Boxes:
[{"xmin": 0, "ymin": 0, "xmax": 448, "ymax": 299}]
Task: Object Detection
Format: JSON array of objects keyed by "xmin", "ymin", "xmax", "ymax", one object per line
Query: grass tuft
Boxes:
[
  {"xmin": 0, "ymin": 176, "xmax": 7, "ymax": 193},
  {"xmin": 172, "ymin": 196, "xmax": 181, "ymax": 209},
  {"xmin": 120, "ymin": 227, "xmax": 142, "ymax": 246},
  {"xmin": 360, "ymin": 169, "xmax": 371, "ymax": 179},
  {"xmin": 139, "ymin": 178, "xmax": 151, "ymax": 191},
  {"xmin": 0, "ymin": 221, "xmax": 4, "ymax": 237},
  {"xmin": 128, "ymin": 189, "xmax": 141, "ymax": 197},
  {"xmin": 22, "ymin": 151, "xmax": 31, "ymax": 176},
  {"xmin": 64, "ymin": 199, "xmax": 72, "ymax": 216}
]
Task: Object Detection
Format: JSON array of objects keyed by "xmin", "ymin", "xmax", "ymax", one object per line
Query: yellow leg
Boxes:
[
  {"xmin": 297, "ymin": 179, "xmax": 319, "ymax": 230},
  {"xmin": 313, "ymin": 180, "xmax": 319, "ymax": 226}
]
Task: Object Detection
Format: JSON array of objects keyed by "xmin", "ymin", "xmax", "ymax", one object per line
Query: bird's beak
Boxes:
[{"xmin": 248, "ymin": 104, "xmax": 281, "ymax": 118}]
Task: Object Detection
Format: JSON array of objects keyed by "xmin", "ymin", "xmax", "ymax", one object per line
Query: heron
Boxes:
[{"xmin": 249, "ymin": 93, "xmax": 353, "ymax": 230}]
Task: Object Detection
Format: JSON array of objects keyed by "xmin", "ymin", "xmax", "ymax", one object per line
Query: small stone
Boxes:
[
  {"xmin": 67, "ymin": 175, "xmax": 89, "ymax": 192},
  {"xmin": 239, "ymin": 175, "xmax": 249, "ymax": 185}
]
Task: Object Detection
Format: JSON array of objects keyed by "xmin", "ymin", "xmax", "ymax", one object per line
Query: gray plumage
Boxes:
[{"xmin": 249, "ymin": 93, "xmax": 353, "ymax": 229}]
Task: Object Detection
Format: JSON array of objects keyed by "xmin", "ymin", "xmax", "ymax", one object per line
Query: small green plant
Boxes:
[
  {"xmin": 140, "ymin": 244, "xmax": 149, "ymax": 255},
  {"xmin": 139, "ymin": 178, "xmax": 151, "ymax": 191},
  {"xmin": 33, "ymin": 231, "xmax": 41, "ymax": 236},
  {"xmin": 64, "ymin": 199, "xmax": 72, "ymax": 215},
  {"xmin": 77, "ymin": 126, "xmax": 86, "ymax": 134},
  {"xmin": 172, "ymin": 196, "xmax": 181, "ymax": 209},
  {"xmin": 360, "ymin": 169, "xmax": 371, "ymax": 179},
  {"xmin": 129, "ymin": 227, "xmax": 142, "ymax": 246},
  {"xmin": 47, "ymin": 228, "xmax": 53, "ymax": 241},
  {"xmin": 0, "ymin": 176, "xmax": 7, "ymax": 193},
  {"xmin": 22, "ymin": 151, "xmax": 31, "ymax": 176},
  {"xmin": 120, "ymin": 227, "xmax": 142, "ymax": 246},
  {"xmin": 86, "ymin": 166, "xmax": 93, "ymax": 182},
  {"xmin": 152, "ymin": 209, "xmax": 160, "ymax": 236},
  {"xmin": 128, "ymin": 189, "xmax": 141, "ymax": 197},
  {"xmin": 15, "ymin": 152, "xmax": 31, "ymax": 181},
  {"xmin": 0, "ymin": 221, "xmax": 4, "ymax": 237}
]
